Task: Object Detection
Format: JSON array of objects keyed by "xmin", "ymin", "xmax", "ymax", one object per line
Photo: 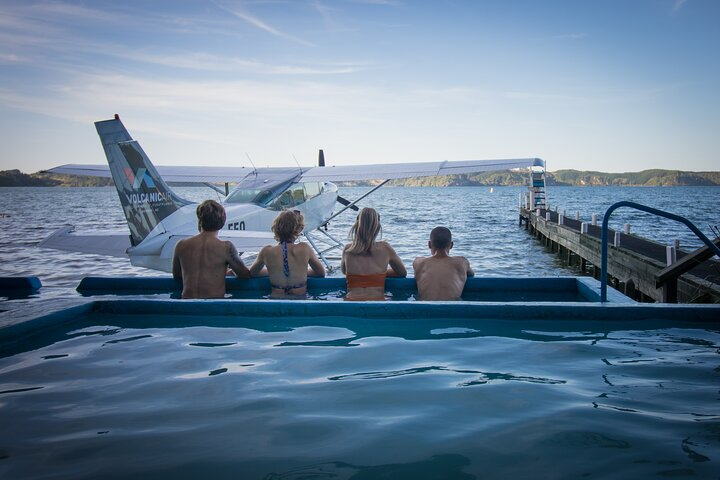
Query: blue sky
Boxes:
[{"xmin": 0, "ymin": 0, "xmax": 718, "ymax": 173}]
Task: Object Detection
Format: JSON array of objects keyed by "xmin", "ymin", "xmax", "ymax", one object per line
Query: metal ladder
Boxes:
[
  {"xmin": 529, "ymin": 167, "xmax": 547, "ymax": 209},
  {"xmin": 600, "ymin": 201, "xmax": 720, "ymax": 302}
]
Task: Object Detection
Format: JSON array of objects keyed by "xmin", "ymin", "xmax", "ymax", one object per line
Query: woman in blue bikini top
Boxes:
[{"xmin": 250, "ymin": 210, "xmax": 325, "ymax": 298}]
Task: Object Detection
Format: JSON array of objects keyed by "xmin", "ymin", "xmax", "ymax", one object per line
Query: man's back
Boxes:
[
  {"xmin": 413, "ymin": 255, "xmax": 471, "ymax": 301},
  {"xmin": 174, "ymin": 233, "xmax": 238, "ymax": 299}
]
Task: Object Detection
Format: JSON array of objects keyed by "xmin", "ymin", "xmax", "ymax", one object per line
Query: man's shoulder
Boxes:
[{"xmin": 413, "ymin": 256, "xmax": 429, "ymax": 266}]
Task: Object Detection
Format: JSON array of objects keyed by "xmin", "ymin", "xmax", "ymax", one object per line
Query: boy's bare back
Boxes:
[{"xmin": 413, "ymin": 255, "xmax": 472, "ymax": 301}]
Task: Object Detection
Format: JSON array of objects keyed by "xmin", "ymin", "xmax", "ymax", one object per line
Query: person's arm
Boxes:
[
  {"xmin": 249, "ymin": 247, "xmax": 268, "ymax": 277},
  {"xmin": 465, "ymin": 258, "xmax": 475, "ymax": 277},
  {"xmin": 227, "ymin": 242, "xmax": 250, "ymax": 279},
  {"xmin": 172, "ymin": 241, "xmax": 183, "ymax": 282},
  {"xmin": 386, "ymin": 243, "xmax": 407, "ymax": 277},
  {"xmin": 306, "ymin": 245, "xmax": 326, "ymax": 277}
]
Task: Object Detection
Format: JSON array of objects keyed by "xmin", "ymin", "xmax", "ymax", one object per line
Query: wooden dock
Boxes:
[{"xmin": 519, "ymin": 207, "xmax": 720, "ymax": 303}]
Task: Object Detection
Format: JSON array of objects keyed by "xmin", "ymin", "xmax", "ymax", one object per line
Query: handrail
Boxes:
[{"xmin": 600, "ymin": 201, "xmax": 720, "ymax": 302}]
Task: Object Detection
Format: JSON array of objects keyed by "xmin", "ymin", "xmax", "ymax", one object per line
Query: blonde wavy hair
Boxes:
[
  {"xmin": 272, "ymin": 209, "xmax": 304, "ymax": 243},
  {"xmin": 346, "ymin": 207, "xmax": 382, "ymax": 255}
]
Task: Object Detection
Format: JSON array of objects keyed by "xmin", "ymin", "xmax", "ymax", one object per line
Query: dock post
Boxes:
[
  {"xmin": 592, "ymin": 214, "xmax": 598, "ymax": 226},
  {"xmin": 624, "ymin": 224, "xmax": 630, "ymax": 235},
  {"xmin": 581, "ymin": 223, "xmax": 588, "ymax": 234},
  {"xmin": 546, "ymin": 212, "xmax": 551, "ymax": 221},
  {"xmin": 614, "ymin": 231, "xmax": 621, "ymax": 247},
  {"xmin": 666, "ymin": 246, "xmax": 677, "ymax": 265},
  {"xmin": 624, "ymin": 279, "xmax": 636, "ymax": 299},
  {"xmin": 559, "ymin": 214, "xmax": 564, "ymax": 225},
  {"xmin": 575, "ymin": 211, "xmax": 580, "ymax": 221}
]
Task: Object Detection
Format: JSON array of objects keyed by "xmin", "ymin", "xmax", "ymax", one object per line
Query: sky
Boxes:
[{"xmin": 0, "ymin": 0, "xmax": 718, "ymax": 173}]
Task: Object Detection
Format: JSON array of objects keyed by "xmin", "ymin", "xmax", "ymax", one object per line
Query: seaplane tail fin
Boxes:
[{"xmin": 96, "ymin": 115, "xmax": 192, "ymax": 246}]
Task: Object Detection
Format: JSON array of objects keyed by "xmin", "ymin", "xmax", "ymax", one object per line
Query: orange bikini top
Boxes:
[{"xmin": 346, "ymin": 272, "xmax": 387, "ymax": 289}]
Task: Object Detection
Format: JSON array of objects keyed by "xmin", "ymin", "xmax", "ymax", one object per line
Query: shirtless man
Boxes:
[
  {"xmin": 172, "ymin": 200, "xmax": 250, "ymax": 299},
  {"xmin": 412, "ymin": 227, "xmax": 474, "ymax": 301},
  {"xmin": 250, "ymin": 210, "xmax": 325, "ymax": 298}
]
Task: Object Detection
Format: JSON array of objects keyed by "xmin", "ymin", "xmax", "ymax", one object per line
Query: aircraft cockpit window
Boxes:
[
  {"xmin": 225, "ymin": 188, "xmax": 261, "ymax": 204},
  {"xmin": 304, "ymin": 182, "xmax": 321, "ymax": 200},
  {"xmin": 267, "ymin": 184, "xmax": 305, "ymax": 210}
]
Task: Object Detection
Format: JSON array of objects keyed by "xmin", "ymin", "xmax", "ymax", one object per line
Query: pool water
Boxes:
[{"xmin": 1, "ymin": 306, "xmax": 718, "ymax": 479}]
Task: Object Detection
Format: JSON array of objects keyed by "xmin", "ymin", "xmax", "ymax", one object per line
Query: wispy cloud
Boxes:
[
  {"xmin": 215, "ymin": 2, "xmax": 315, "ymax": 47},
  {"xmin": 672, "ymin": 0, "xmax": 688, "ymax": 13},
  {"xmin": 126, "ymin": 52, "xmax": 365, "ymax": 75},
  {"xmin": 0, "ymin": 53, "xmax": 23, "ymax": 63}
]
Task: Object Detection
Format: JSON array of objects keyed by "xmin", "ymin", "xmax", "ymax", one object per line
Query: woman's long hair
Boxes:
[{"xmin": 346, "ymin": 207, "xmax": 381, "ymax": 255}]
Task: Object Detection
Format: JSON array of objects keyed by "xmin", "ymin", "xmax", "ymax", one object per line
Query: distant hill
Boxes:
[
  {"xmin": 0, "ymin": 169, "xmax": 113, "ymax": 187},
  {"xmin": 342, "ymin": 169, "xmax": 720, "ymax": 187},
  {"xmin": 548, "ymin": 169, "xmax": 720, "ymax": 186},
  {"xmin": 1, "ymin": 168, "xmax": 719, "ymax": 187}
]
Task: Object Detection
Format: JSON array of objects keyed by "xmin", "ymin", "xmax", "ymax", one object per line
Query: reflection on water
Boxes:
[
  {"xmin": 0, "ymin": 312, "xmax": 717, "ymax": 478},
  {"xmin": 264, "ymin": 454, "xmax": 476, "ymax": 480}
]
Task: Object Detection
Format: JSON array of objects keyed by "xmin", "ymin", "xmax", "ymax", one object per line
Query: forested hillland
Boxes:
[{"xmin": 1, "ymin": 168, "xmax": 719, "ymax": 187}]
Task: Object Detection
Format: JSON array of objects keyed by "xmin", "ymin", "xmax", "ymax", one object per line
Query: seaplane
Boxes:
[{"xmin": 41, "ymin": 114, "xmax": 545, "ymax": 272}]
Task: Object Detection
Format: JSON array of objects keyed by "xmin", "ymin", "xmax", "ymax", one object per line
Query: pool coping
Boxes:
[{"xmin": 2, "ymin": 295, "xmax": 719, "ymax": 345}]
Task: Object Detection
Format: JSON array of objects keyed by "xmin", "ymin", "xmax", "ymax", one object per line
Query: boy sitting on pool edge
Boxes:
[{"xmin": 412, "ymin": 227, "xmax": 474, "ymax": 301}]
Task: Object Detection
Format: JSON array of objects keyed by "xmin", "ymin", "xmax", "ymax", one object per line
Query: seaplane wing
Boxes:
[
  {"xmin": 47, "ymin": 158, "xmax": 542, "ymax": 185},
  {"xmin": 46, "ymin": 164, "xmax": 262, "ymax": 184},
  {"xmin": 299, "ymin": 158, "xmax": 545, "ymax": 182}
]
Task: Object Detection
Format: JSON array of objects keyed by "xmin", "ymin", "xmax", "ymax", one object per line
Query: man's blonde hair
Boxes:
[
  {"xmin": 346, "ymin": 207, "xmax": 381, "ymax": 255},
  {"xmin": 272, "ymin": 210, "xmax": 304, "ymax": 243}
]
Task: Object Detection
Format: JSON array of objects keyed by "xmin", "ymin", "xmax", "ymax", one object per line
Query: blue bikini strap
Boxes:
[{"xmin": 282, "ymin": 241, "xmax": 290, "ymax": 278}]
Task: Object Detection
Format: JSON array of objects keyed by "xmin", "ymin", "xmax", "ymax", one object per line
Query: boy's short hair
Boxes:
[
  {"xmin": 429, "ymin": 226, "xmax": 452, "ymax": 249},
  {"xmin": 272, "ymin": 209, "xmax": 304, "ymax": 243},
  {"xmin": 197, "ymin": 200, "xmax": 226, "ymax": 232}
]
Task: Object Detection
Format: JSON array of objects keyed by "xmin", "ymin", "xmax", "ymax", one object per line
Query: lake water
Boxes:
[
  {"xmin": 0, "ymin": 185, "xmax": 718, "ymax": 287},
  {"xmin": 0, "ymin": 185, "xmax": 719, "ymax": 479}
]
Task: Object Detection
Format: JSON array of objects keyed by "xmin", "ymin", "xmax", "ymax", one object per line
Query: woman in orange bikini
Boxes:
[
  {"xmin": 250, "ymin": 210, "xmax": 325, "ymax": 298},
  {"xmin": 341, "ymin": 207, "xmax": 407, "ymax": 300}
]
